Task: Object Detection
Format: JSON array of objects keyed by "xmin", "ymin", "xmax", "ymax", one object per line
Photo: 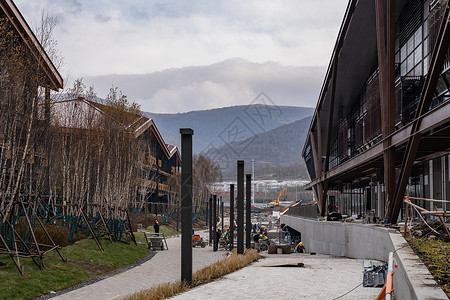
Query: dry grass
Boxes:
[
  {"xmin": 408, "ymin": 237, "xmax": 450, "ymax": 297},
  {"xmin": 124, "ymin": 249, "xmax": 260, "ymax": 300}
]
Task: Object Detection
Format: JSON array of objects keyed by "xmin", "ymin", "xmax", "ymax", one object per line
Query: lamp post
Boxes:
[
  {"xmin": 180, "ymin": 128, "xmax": 193, "ymax": 284},
  {"xmin": 229, "ymin": 184, "xmax": 234, "ymax": 251},
  {"xmin": 237, "ymin": 160, "xmax": 244, "ymax": 254},
  {"xmin": 246, "ymin": 174, "xmax": 252, "ymax": 249}
]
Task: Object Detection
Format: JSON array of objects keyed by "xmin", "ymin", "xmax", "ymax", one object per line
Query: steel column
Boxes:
[
  {"xmin": 237, "ymin": 160, "xmax": 244, "ymax": 254},
  {"xmin": 375, "ymin": 0, "xmax": 396, "ymax": 221},
  {"xmin": 320, "ymin": 58, "xmax": 338, "ymax": 216},
  {"xmin": 324, "ymin": 58, "xmax": 338, "ymax": 174},
  {"xmin": 246, "ymin": 174, "xmax": 252, "ymax": 249},
  {"xmin": 385, "ymin": 0, "xmax": 396, "ymax": 220},
  {"xmin": 316, "ymin": 113, "xmax": 324, "ymax": 175},
  {"xmin": 180, "ymin": 128, "xmax": 193, "ymax": 284},
  {"xmin": 391, "ymin": 5, "xmax": 450, "ymax": 222},
  {"xmin": 310, "ymin": 131, "xmax": 325, "ymax": 215},
  {"xmin": 229, "ymin": 184, "xmax": 235, "ymax": 251}
]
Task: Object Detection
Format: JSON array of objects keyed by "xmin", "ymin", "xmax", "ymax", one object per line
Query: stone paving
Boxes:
[
  {"xmin": 50, "ymin": 230, "xmax": 226, "ymax": 300},
  {"xmin": 171, "ymin": 253, "xmax": 382, "ymax": 300}
]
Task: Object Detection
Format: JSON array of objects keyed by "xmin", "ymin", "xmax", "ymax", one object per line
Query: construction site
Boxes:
[{"xmin": 0, "ymin": 0, "xmax": 449, "ymax": 299}]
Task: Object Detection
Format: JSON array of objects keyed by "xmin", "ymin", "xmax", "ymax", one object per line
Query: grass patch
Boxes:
[
  {"xmin": 0, "ymin": 236, "xmax": 150, "ymax": 300},
  {"xmin": 142, "ymin": 225, "xmax": 180, "ymax": 237},
  {"xmin": 408, "ymin": 237, "xmax": 450, "ymax": 297},
  {"xmin": 124, "ymin": 249, "xmax": 260, "ymax": 300}
]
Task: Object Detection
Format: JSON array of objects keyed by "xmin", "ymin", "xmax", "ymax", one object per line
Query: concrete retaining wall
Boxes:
[{"xmin": 281, "ymin": 215, "xmax": 447, "ymax": 300}]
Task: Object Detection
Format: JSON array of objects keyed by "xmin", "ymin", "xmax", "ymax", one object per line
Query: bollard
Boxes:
[
  {"xmin": 180, "ymin": 128, "xmax": 193, "ymax": 284},
  {"xmin": 237, "ymin": 160, "xmax": 244, "ymax": 254},
  {"xmin": 246, "ymin": 174, "xmax": 252, "ymax": 249},
  {"xmin": 386, "ymin": 252, "xmax": 394, "ymax": 300},
  {"xmin": 229, "ymin": 184, "xmax": 234, "ymax": 251},
  {"xmin": 376, "ymin": 251, "xmax": 395, "ymax": 300}
]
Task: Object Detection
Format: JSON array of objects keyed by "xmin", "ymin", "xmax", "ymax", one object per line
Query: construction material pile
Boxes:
[{"xmin": 409, "ymin": 221, "xmax": 450, "ymax": 242}]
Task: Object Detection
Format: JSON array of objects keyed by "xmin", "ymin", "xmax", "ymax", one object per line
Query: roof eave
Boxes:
[
  {"xmin": 302, "ymin": 0, "xmax": 357, "ymax": 156},
  {"xmin": 0, "ymin": 0, "xmax": 63, "ymax": 90}
]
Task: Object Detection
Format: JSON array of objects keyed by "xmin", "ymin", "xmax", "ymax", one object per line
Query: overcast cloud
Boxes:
[
  {"xmin": 14, "ymin": 0, "xmax": 348, "ymax": 112},
  {"xmin": 84, "ymin": 59, "xmax": 325, "ymax": 113}
]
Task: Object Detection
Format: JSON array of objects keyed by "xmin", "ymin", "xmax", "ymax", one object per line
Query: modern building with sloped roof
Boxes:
[{"xmin": 303, "ymin": 0, "xmax": 449, "ymax": 223}]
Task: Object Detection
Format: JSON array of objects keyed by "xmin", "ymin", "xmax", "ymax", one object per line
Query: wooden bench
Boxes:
[{"xmin": 143, "ymin": 232, "xmax": 168, "ymax": 250}]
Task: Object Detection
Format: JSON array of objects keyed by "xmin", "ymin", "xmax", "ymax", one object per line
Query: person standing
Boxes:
[{"xmin": 154, "ymin": 220, "xmax": 160, "ymax": 233}]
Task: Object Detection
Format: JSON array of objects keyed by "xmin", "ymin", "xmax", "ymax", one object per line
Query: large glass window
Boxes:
[{"xmin": 397, "ymin": 26, "xmax": 425, "ymax": 77}]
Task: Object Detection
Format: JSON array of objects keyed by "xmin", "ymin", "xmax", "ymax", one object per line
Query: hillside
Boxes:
[
  {"xmin": 143, "ymin": 105, "xmax": 313, "ymax": 153},
  {"xmin": 210, "ymin": 116, "xmax": 313, "ymax": 180}
]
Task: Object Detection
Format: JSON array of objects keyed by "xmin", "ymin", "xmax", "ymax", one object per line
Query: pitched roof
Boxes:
[
  {"xmin": 53, "ymin": 98, "xmax": 181, "ymax": 162},
  {"xmin": 0, "ymin": 0, "xmax": 63, "ymax": 90},
  {"xmin": 133, "ymin": 118, "xmax": 181, "ymax": 162}
]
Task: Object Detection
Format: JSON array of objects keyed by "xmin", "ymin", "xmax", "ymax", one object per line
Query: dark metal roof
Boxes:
[{"xmin": 304, "ymin": 0, "xmax": 409, "ymax": 157}]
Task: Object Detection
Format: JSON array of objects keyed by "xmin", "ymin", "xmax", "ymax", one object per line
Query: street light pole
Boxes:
[
  {"xmin": 237, "ymin": 160, "xmax": 244, "ymax": 254},
  {"xmin": 229, "ymin": 184, "xmax": 234, "ymax": 251},
  {"xmin": 246, "ymin": 174, "xmax": 252, "ymax": 249},
  {"xmin": 180, "ymin": 128, "xmax": 193, "ymax": 284}
]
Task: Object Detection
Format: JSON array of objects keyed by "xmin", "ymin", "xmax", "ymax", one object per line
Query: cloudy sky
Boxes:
[{"xmin": 15, "ymin": 0, "xmax": 348, "ymax": 113}]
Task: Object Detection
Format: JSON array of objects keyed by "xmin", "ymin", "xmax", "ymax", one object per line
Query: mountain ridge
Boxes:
[
  {"xmin": 210, "ymin": 116, "xmax": 312, "ymax": 179},
  {"xmin": 143, "ymin": 104, "xmax": 314, "ymax": 153}
]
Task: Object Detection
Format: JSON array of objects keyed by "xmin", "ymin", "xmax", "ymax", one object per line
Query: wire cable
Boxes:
[
  {"xmin": 331, "ymin": 282, "xmax": 363, "ymax": 300},
  {"xmin": 331, "ymin": 235, "xmax": 417, "ymax": 300}
]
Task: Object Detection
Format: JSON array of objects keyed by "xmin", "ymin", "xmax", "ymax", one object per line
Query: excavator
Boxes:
[{"xmin": 269, "ymin": 188, "xmax": 287, "ymax": 207}]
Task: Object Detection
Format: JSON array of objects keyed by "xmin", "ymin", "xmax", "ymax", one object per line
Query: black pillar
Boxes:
[
  {"xmin": 180, "ymin": 128, "xmax": 193, "ymax": 284},
  {"xmin": 176, "ymin": 203, "xmax": 179, "ymax": 231},
  {"xmin": 237, "ymin": 160, "xmax": 244, "ymax": 254},
  {"xmin": 209, "ymin": 195, "xmax": 212, "ymax": 246},
  {"xmin": 229, "ymin": 184, "xmax": 234, "ymax": 251},
  {"xmin": 206, "ymin": 201, "xmax": 209, "ymax": 227},
  {"xmin": 246, "ymin": 174, "xmax": 252, "ymax": 249},
  {"xmin": 221, "ymin": 200, "xmax": 224, "ymax": 236},
  {"xmin": 213, "ymin": 194, "xmax": 218, "ymax": 251}
]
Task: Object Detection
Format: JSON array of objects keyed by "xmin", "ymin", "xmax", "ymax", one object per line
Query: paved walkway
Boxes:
[
  {"xmin": 171, "ymin": 253, "xmax": 382, "ymax": 300},
  {"xmin": 51, "ymin": 231, "xmax": 226, "ymax": 300}
]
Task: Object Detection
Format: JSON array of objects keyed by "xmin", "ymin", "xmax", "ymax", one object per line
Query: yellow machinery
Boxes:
[{"xmin": 269, "ymin": 188, "xmax": 287, "ymax": 206}]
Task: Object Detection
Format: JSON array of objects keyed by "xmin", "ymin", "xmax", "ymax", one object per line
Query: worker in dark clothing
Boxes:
[
  {"xmin": 253, "ymin": 233, "xmax": 260, "ymax": 242},
  {"xmin": 154, "ymin": 220, "xmax": 160, "ymax": 233},
  {"xmin": 294, "ymin": 242, "xmax": 305, "ymax": 253},
  {"xmin": 215, "ymin": 228, "xmax": 221, "ymax": 248}
]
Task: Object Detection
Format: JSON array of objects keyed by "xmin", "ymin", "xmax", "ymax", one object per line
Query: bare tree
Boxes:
[{"xmin": 34, "ymin": 10, "xmax": 63, "ymax": 70}]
